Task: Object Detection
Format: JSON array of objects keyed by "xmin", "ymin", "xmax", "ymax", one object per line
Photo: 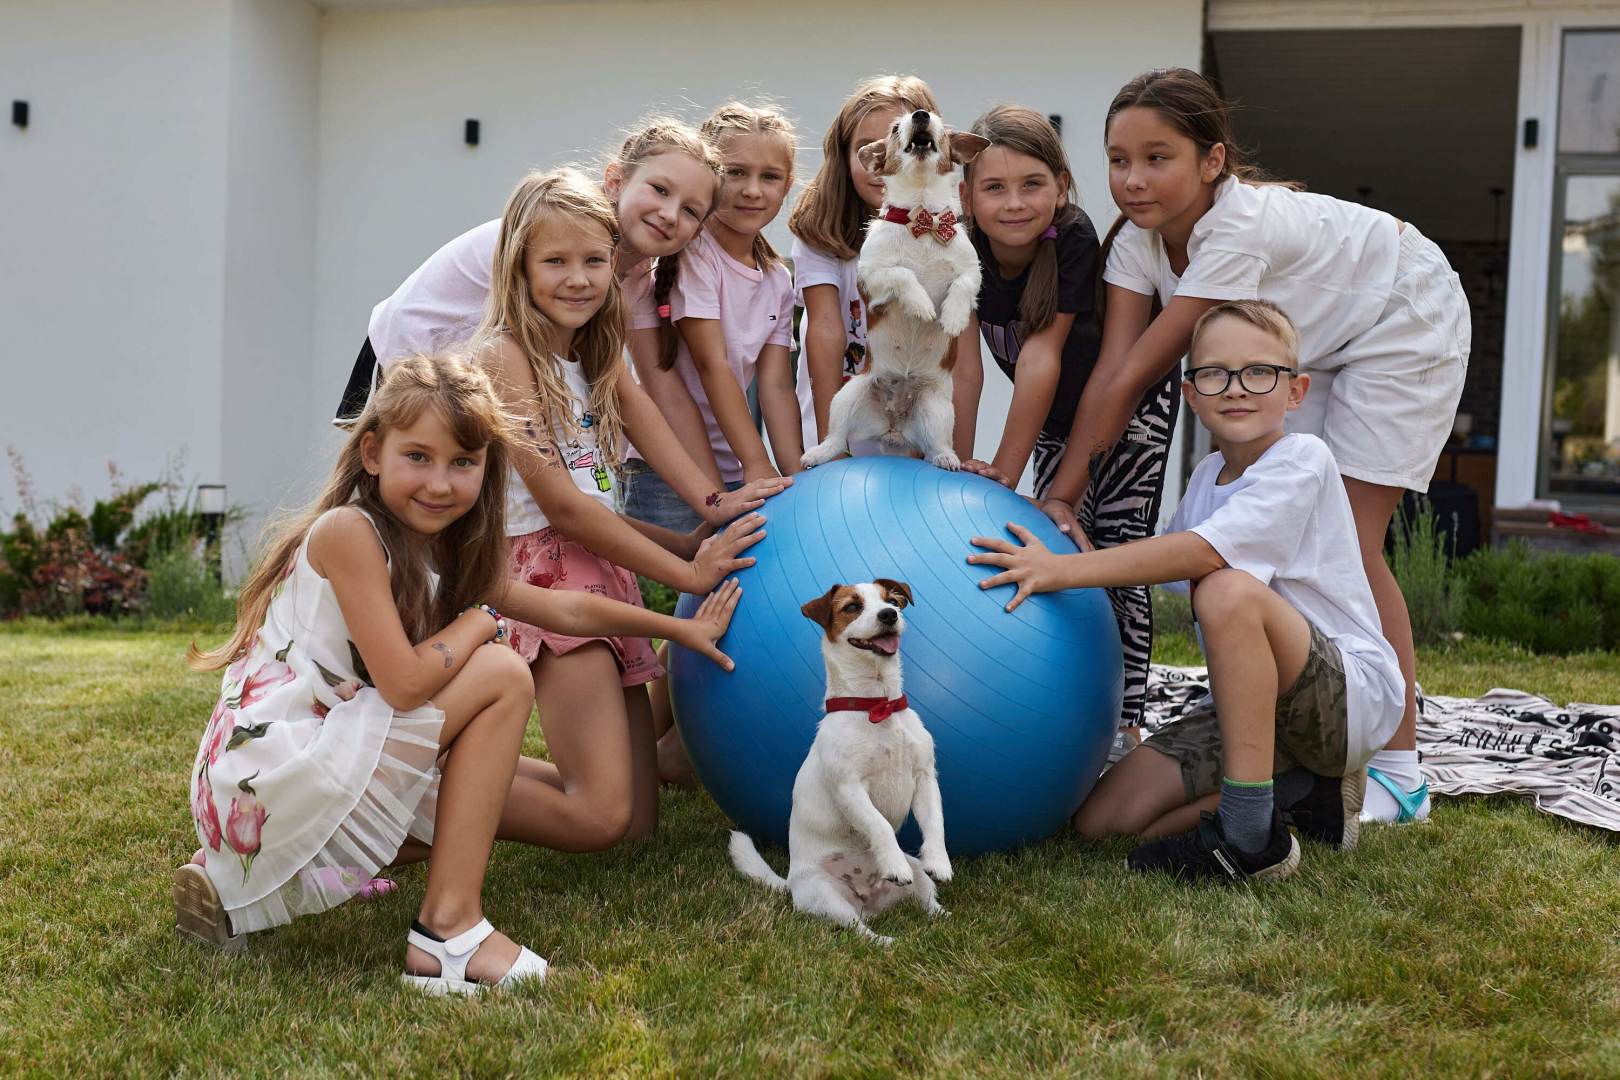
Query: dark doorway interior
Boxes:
[{"xmin": 1205, "ymin": 26, "xmax": 1521, "ymax": 543}]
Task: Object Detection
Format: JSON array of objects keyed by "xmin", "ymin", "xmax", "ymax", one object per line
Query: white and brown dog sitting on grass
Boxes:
[
  {"xmin": 729, "ymin": 579, "xmax": 951, "ymax": 945},
  {"xmin": 799, "ymin": 111, "xmax": 988, "ymax": 471}
]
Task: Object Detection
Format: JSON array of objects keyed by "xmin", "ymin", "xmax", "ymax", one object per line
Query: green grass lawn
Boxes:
[{"xmin": 5, "ymin": 625, "xmax": 1620, "ymax": 1078}]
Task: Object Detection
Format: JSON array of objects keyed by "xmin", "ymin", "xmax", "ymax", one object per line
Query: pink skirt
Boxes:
[{"xmin": 505, "ymin": 527, "xmax": 665, "ymax": 688}]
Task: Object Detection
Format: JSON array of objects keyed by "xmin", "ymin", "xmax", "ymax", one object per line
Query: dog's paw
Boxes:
[
  {"xmin": 925, "ymin": 902, "xmax": 950, "ymax": 918},
  {"xmin": 800, "ymin": 442, "xmax": 841, "ymax": 469},
  {"xmin": 937, "ymin": 303, "xmax": 972, "ymax": 338},
  {"xmin": 920, "ymin": 855, "xmax": 953, "ymax": 883},
  {"xmin": 900, "ymin": 288, "xmax": 937, "ymax": 323},
  {"xmin": 878, "ymin": 858, "xmax": 914, "ymax": 887},
  {"xmin": 930, "ymin": 450, "xmax": 961, "ymax": 472}
]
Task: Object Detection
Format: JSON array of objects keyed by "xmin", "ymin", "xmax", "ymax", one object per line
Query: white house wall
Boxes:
[
  {"xmin": 220, "ymin": 0, "xmax": 322, "ymax": 542},
  {"xmin": 310, "ymin": 0, "xmax": 1204, "ymax": 491},
  {"xmin": 0, "ymin": 0, "xmax": 232, "ymax": 518}
]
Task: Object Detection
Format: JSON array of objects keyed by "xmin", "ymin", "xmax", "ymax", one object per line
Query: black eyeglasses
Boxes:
[{"xmin": 1186, "ymin": 364, "xmax": 1298, "ymax": 396}]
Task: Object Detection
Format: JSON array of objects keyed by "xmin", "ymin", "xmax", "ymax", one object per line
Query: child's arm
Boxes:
[
  {"xmin": 627, "ymin": 326, "xmax": 725, "ymax": 484},
  {"xmin": 483, "ymin": 336, "xmax": 762, "ymax": 594},
  {"xmin": 967, "ymin": 523, "xmax": 1226, "ymax": 613},
  {"xmin": 493, "ymin": 576, "xmax": 744, "ymax": 671},
  {"xmin": 1039, "ymin": 288, "xmax": 1220, "ymax": 539},
  {"xmin": 800, "ymin": 284, "xmax": 847, "ymax": 442},
  {"xmin": 616, "ymin": 363, "xmax": 790, "ymax": 524},
  {"xmin": 990, "ymin": 314, "xmax": 1073, "ymax": 485},
  {"xmin": 950, "ymin": 315, "xmax": 984, "ymax": 465},
  {"xmin": 677, "ymin": 317, "xmax": 780, "ymax": 482},
  {"xmin": 755, "ymin": 343, "xmax": 804, "ymax": 475},
  {"xmin": 310, "ymin": 508, "xmax": 507, "ymax": 711}
]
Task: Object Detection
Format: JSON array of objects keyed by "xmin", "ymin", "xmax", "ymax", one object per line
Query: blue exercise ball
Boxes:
[{"xmin": 667, "ymin": 455, "xmax": 1123, "ymax": 858}]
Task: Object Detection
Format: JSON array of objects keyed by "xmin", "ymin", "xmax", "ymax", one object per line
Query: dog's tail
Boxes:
[{"xmin": 728, "ymin": 831, "xmax": 788, "ymax": 892}]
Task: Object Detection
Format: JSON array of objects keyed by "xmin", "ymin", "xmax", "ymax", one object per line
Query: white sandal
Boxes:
[
  {"xmin": 400, "ymin": 918, "xmax": 548, "ymax": 996},
  {"xmin": 173, "ymin": 863, "xmax": 245, "ymax": 951}
]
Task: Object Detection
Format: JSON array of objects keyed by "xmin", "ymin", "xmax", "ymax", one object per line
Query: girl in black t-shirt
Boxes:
[{"xmin": 957, "ymin": 103, "xmax": 1180, "ymax": 736}]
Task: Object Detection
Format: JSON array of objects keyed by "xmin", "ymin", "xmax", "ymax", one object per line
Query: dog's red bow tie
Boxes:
[
  {"xmin": 884, "ymin": 204, "xmax": 957, "ymax": 244},
  {"xmin": 826, "ymin": 695, "xmax": 909, "ymax": 724}
]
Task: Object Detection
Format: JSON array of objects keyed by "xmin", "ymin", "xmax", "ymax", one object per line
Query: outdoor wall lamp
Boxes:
[
  {"xmin": 465, "ymin": 119, "xmax": 480, "ymax": 146},
  {"xmin": 197, "ymin": 484, "xmax": 226, "ymax": 583},
  {"xmin": 12, "ymin": 101, "xmax": 26, "ymax": 128}
]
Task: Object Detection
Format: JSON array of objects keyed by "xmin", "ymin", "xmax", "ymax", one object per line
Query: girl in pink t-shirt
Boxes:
[{"xmin": 627, "ymin": 103, "xmax": 803, "ymax": 533}]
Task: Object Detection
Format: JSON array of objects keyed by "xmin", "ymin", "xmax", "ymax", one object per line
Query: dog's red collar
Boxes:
[
  {"xmin": 883, "ymin": 204, "xmax": 957, "ymax": 244},
  {"xmin": 826, "ymin": 694, "xmax": 909, "ymax": 724}
]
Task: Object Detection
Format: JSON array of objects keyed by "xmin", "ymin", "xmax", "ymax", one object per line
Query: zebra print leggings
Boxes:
[{"xmin": 1031, "ymin": 369, "xmax": 1181, "ymax": 731}]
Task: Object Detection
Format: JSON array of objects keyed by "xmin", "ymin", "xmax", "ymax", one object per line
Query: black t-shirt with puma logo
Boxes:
[{"xmin": 971, "ymin": 212, "xmax": 1102, "ymax": 439}]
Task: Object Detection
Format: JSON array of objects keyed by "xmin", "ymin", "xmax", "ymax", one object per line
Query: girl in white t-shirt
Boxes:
[
  {"xmin": 475, "ymin": 169, "xmax": 768, "ymax": 854},
  {"xmin": 1040, "ymin": 68, "xmax": 1468, "ymax": 823},
  {"xmin": 625, "ymin": 103, "xmax": 805, "ymax": 531},
  {"xmin": 785, "ymin": 75, "xmax": 959, "ymax": 459}
]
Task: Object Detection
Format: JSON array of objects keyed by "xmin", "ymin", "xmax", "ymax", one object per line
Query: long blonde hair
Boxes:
[
  {"xmin": 475, "ymin": 167, "xmax": 629, "ymax": 467},
  {"xmin": 654, "ymin": 102, "xmax": 797, "ymax": 370},
  {"xmin": 190, "ymin": 353, "xmax": 519, "ymax": 670},
  {"xmin": 789, "ymin": 75, "xmax": 939, "ymax": 260}
]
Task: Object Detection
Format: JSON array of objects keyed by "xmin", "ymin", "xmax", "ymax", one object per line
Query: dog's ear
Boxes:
[
  {"xmin": 800, "ymin": 585, "xmax": 842, "ymax": 628},
  {"xmin": 857, "ymin": 139, "xmax": 888, "ymax": 176},
  {"xmin": 874, "ymin": 578, "xmax": 913, "ymax": 609},
  {"xmin": 947, "ymin": 131, "xmax": 990, "ymax": 166}
]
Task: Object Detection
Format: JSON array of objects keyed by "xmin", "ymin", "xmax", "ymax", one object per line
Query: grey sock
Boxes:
[{"xmin": 1218, "ymin": 778, "xmax": 1275, "ymax": 854}]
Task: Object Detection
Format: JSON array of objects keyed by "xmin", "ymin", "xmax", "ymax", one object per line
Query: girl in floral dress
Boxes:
[{"xmin": 175, "ymin": 353, "xmax": 742, "ymax": 995}]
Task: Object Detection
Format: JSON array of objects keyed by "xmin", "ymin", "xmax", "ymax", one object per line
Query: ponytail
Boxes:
[{"xmin": 653, "ymin": 251, "xmax": 683, "ymax": 371}]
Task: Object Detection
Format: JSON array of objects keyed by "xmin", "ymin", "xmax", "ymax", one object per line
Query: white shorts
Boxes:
[{"xmin": 1287, "ymin": 224, "xmax": 1471, "ymax": 493}]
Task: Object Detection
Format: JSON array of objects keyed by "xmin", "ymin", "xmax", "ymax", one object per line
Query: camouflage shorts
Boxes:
[{"xmin": 1143, "ymin": 620, "xmax": 1350, "ymax": 803}]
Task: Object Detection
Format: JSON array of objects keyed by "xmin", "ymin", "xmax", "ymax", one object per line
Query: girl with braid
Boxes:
[{"xmin": 621, "ymin": 102, "xmax": 804, "ymax": 536}]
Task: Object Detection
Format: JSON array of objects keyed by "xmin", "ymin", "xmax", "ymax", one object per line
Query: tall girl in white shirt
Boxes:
[
  {"xmin": 786, "ymin": 75, "xmax": 978, "ymax": 459},
  {"xmin": 1041, "ymin": 68, "xmax": 1470, "ymax": 822}
]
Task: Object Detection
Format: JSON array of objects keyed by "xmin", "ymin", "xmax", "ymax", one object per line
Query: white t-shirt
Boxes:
[
  {"xmin": 1161, "ymin": 433, "xmax": 1403, "ymax": 770},
  {"xmin": 1103, "ymin": 177, "xmax": 1401, "ymax": 367},
  {"xmin": 667, "ymin": 230, "xmax": 796, "ymax": 484},
  {"xmin": 790, "ymin": 236, "xmax": 876, "ymax": 457},
  {"xmin": 368, "ymin": 220, "xmax": 658, "ymax": 365},
  {"xmin": 506, "ymin": 355, "xmax": 616, "ymax": 536},
  {"xmin": 369, "ymin": 221, "xmax": 499, "ymax": 364}
]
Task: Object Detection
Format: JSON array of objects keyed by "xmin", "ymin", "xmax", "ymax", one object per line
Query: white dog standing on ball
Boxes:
[
  {"xmin": 799, "ymin": 111, "xmax": 988, "ymax": 471},
  {"xmin": 729, "ymin": 579, "xmax": 952, "ymax": 944}
]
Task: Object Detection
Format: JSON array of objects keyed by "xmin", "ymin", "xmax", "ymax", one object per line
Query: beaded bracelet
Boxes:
[{"xmin": 463, "ymin": 604, "xmax": 508, "ymax": 644}]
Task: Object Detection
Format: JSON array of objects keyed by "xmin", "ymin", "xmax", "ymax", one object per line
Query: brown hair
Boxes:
[
  {"xmin": 474, "ymin": 167, "xmax": 629, "ymax": 468},
  {"xmin": 1097, "ymin": 68, "xmax": 1303, "ymax": 318},
  {"xmin": 606, "ymin": 116, "xmax": 724, "ymax": 228},
  {"xmin": 788, "ymin": 75, "xmax": 940, "ymax": 261},
  {"xmin": 1189, "ymin": 299, "xmax": 1300, "ymax": 365},
  {"xmin": 964, "ymin": 104, "xmax": 1082, "ymax": 336},
  {"xmin": 653, "ymin": 102, "xmax": 797, "ymax": 371},
  {"xmin": 190, "ymin": 353, "xmax": 519, "ymax": 670}
]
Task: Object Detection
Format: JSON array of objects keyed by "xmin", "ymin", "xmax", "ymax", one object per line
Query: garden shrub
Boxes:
[
  {"xmin": 1152, "ymin": 586, "xmax": 1194, "ymax": 638},
  {"xmin": 639, "ymin": 575, "xmax": 679, "ymax": 617},
  {"xmin": 1453, "ymin": 543, "xmax": 1620, "ymax": 654},
  {"xmin": 144, "ymin": 543, "xmax": 236, "ymax": 622},
  {"xmin": 1388, "ymin": 499, "xmax": 1462, "ymax": 647}
]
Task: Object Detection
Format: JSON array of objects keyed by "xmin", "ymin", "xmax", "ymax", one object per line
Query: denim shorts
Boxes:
[{"xmin": 619, "ymin": 458, "xmax": 741, "ymax": 534}]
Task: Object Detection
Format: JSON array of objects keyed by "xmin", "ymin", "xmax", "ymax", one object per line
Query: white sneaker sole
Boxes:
[{"xmin": 1339, "ymin": 770, "xmax": 1367, "ymax": 852}]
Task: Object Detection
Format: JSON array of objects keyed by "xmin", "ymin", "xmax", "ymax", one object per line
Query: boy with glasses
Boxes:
[{"xmin": 968, "ymin": 300, "xmax": 1403, "ymax": 883}]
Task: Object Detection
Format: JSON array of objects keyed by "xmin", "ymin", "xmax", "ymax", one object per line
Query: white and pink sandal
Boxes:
[{"xmin": 400, "ymin": 918, "xmax": 548, "ymax": 996}]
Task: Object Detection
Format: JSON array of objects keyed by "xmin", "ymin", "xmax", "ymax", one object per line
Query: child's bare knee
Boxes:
[
  {"xmin": 1191, "ymin": 568, "xmax": 1261, "ymax": 622},
  {"xmin": 573, "ymin": 800, "xmax": 634, "ymax": 851},
  {"xmin": 475, "ymin": 642, "xmax": 534, "ymax": 697}
]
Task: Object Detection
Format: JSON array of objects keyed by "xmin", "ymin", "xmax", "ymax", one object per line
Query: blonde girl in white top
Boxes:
[{"xmin": 1041, "ymin": 68, "xmax": 1469, "ymax": 823}]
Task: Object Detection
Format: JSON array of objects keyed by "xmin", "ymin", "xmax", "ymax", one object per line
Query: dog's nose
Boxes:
[
  {"xmin": 911, "ymin": 110, "xmax": 930, "ymax": 123},
  {"xmin": 878, "ymin": 607, "xmax": 898, "ymax": 626}
]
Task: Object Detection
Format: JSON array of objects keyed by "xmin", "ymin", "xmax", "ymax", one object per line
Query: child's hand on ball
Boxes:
[
  {"xmin": 680, "ymin": 578, "xmax": 742, "ymax": 671},
  {"xmin": 689, "ymin": 513, "xmax": 765, "ymax": 594},
  {"xmin": 704, "ymin": 476, "xmax": 791, "ymax": 527},
  {"xmin": 968, "ymin": 524, "xmax": 1068, "ymax": 612}
]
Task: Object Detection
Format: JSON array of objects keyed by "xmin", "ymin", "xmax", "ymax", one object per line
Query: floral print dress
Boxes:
[{"xmin": 188, "ymin": 509, "xmax": 443, "ymax": 934}]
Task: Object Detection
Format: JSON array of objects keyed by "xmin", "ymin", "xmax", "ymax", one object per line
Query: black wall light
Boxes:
[
  {"xmin": 1524, "ymin": 117, "xmax": 1539, "ymax": 149},
  {"xmin": 465, "ymin": 118, "xmax": 480, "ymax": 146},
  {"xmin": 12, "ymin": 101, "xmax": 27, "ymax": 129},
  {"xmin": 1048, "ymin": 113, "xmax": 1062, "ymax": 136}
]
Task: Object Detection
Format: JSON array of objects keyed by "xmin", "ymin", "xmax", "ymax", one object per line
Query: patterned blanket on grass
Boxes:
[{"xmin": 1144, "ymin": 665, "xmax": 1620, "ymax": 833}]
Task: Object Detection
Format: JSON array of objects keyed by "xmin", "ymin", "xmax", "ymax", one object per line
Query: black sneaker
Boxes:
[
  {"xmin": 1282, "ymin": 768, "xmax": 1366, "ymax": 851},
  {"xmin": 1127, "ymin": 808, "xmax": 1300, "ymax": 884}
]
